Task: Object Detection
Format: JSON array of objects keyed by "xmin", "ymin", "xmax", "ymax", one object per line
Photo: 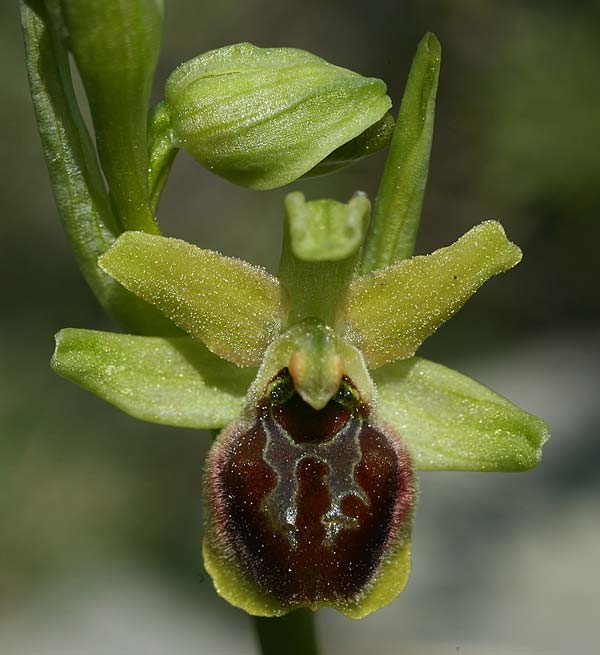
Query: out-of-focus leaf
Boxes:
[
  {"xmin": 52, "ymin": 329, "xmax": 256, "ymax": 429},
  {"xmin": 99, "ymin": 232, "xmax": 290, "ymax": 366},
  {"xmin": 374, "ymin": 356, "xmax": 549, "ymax": 471},
  {"xmin": 340, "ymin": 221, "xmax": 522, "ymax": 368}
]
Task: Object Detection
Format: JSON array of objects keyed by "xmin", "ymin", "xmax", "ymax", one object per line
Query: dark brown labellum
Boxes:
[{"xmin": 205, "ymin": 369, "xmax": 416, "ymax": 609}]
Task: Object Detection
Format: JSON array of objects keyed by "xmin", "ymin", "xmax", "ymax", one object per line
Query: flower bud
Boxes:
[
  {"xmin": 203, "ymin": 324, "xmax": 417, "ymax": 617},
  {"xmin": 164, "ymin": 42, "xmax": 392, "ymax": 189}
]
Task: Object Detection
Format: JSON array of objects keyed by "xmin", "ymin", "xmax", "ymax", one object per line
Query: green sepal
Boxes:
[
  {"xmin": 60, "ymin": 0, "xmax": 163, "ymax": 233},
  {"xmin": 147, "ymin": 101, "xmax": 178, "ymax": 214},
  {"xmin": 278, "ymin": 192, "xmax": 370, "ymax": 325},
  {"xmin": 373, "ymin": 356, "xmax": 550, "ymax": 471},
  {"xmin": 20, "ymin": 0, "xmax": 175, "ymax": 336},
  {"xmin": 99, "ymin": 232, "xmax": 290, "ymax": 366},
  {"xmin": 164, "ymin": 42, "xmax": 391, "ymax": 189},
  {"xmin": 305, "ymin": 113, "xmax": 395, "ymax": 178},
  {"xmin": 52, "ymin": 329, "xmax": 255, "ymax": 429},
  {"xmin": 361, "ymin": 32, "xmax": 441, "ymax": 273},
  {"xmin": 340, "ymin": 221, "xmax": 522, "ymax": 368}
]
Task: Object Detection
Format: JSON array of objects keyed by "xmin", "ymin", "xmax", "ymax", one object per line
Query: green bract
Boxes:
[
  {"xmin": 21, "ymin": 2, "xmax": 549, "ymax": 626},
  {"xmin": 59, "ymin": 0, "xmax": 163, "ymax": 233},
  {"xmin": 162, "ymin": 42, "xmax": 392, "ymax": 189}
]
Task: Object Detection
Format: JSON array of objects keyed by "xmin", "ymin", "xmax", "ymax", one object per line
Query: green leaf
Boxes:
[
  {"xmin": 164, "ymin": 42, "xmax": 391, "ymax": 189},
  {"xmin": 52, "ymin": 329, "xmax": 255, "ymax": 429},
  {"xmin": 147, "ymin": 101, "xmax": 178, "ymax": 214},
  {"xmin": 339, "ymin": 221, "xmax": 522, "ymax": 368},
  {"xmin": 99, "ymin": 232, "xmax": 290, "ymax": 366},
  {"xmin": 278, "ymin": 192, "xmax": 370, "ymax": 325},
  {"xmin": 20, "ymin": 0, "xmax": 175, "ymax": 336},
  {"xmin": 373, "ymin": 357, "xmax": 549, "ymax": 471},
  {"xmin": 361, "ymin": 32, "xmax": 441, "ymax": 273},
  {"xmin": 60, "ymin": 0, "xmax": 163, "ymax": 233}
]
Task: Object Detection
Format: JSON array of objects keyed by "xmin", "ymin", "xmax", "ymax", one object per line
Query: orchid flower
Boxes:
[{"xmin": 22, "ymin": 0, "xmax": 549, "ymax": 628}]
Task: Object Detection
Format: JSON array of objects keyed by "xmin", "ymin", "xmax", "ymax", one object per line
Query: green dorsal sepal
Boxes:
[{"xmin": 278, "ymin": 192, "xmax": 371, "ymax": 326}]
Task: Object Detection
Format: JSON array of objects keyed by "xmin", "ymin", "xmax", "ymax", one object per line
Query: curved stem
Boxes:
[{"xmin": 253, "ymin": 611, "xmax": 320, "ymax": 655}]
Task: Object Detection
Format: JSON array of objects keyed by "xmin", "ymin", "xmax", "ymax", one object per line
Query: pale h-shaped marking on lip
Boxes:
[{"xmin": 261, "ymin": 408, "xmax": 369, "ymax": 549}]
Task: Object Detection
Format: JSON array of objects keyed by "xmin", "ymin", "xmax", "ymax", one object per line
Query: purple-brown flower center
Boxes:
[{"xmin": 206, "ymin": 369, "xmax": 415, "ymax": 608}]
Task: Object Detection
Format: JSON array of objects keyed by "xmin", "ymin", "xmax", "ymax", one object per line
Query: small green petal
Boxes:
[
  {"xmin": 373, "ymin": 357, "xmax": 550, "ymax": 471},
  {"xmin": 164, "ymin": 42, "xmax": 391, "ymax": 189},
  {"xmin": 52, "ymin": 329, "xmax": 255, "ymax": 429},
  {"xmin": 99, "ymin": 232, "xmax": 290, "ymax": 366},
  {"xmin": 339, "ymin": 221, "xmax": 522, "ymax": 368}
]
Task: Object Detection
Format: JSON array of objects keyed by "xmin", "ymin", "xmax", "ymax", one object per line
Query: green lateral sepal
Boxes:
[
  {"xmin": 340, "ymin": 221, "xmax": 522, "ymax": 368},
  {"xmin": 164, "ymin": 42, "xmax": 391, "ymax": 189},
  {"xmin": 51, "ymin": 328, "xmax": 255, "ymax": 429},
  {"xmin": 99, "ymin": 232, "xmax": 290, "ymax": 366},
  {"xmin": 373, "ymin": 356, "xmax": 550, "ymax": 471}
]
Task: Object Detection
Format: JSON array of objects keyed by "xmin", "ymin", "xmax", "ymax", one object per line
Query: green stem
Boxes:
[{"xmin": 253, "ymin": 611, "xmax": 320, "ymax": 655}]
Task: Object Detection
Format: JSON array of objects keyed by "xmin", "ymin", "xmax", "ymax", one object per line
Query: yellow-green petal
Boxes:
[
  {"xmin": 99, "ymin": 232, "xmax": 290, "ymax": 366},
  {"xmin": 339, "ymin": 221, "xmax": 522, "ymax": 368},
  {"xmin": 373, "ymin": 356, "xmax": 550, "ymax": 471},
  {"xmin": 52, "ymin": 329, "xmax": 255, "ymax": 429}
]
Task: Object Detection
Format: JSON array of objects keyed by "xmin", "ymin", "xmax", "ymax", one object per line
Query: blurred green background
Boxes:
[{"xmin": 2, "ymin": 1, "xmax": 599, "ymax": 653}]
